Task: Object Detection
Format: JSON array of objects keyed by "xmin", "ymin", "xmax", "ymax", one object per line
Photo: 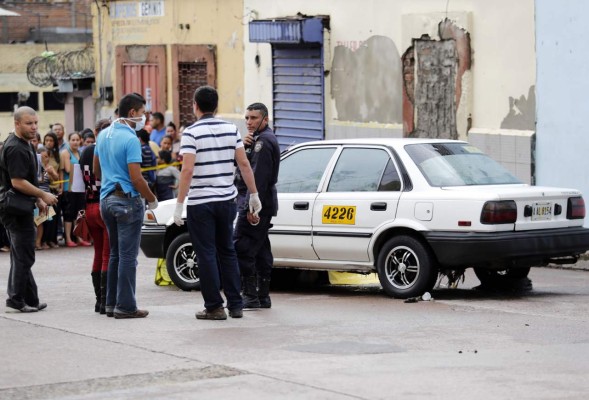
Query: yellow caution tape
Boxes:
[{"xmin": 50, "ymin": 161, "xmax": 183, "ymax": 185}]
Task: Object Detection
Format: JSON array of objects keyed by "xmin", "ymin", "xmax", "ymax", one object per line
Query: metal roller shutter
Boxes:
[{"xmin": 273, "ymin": 45, "xmax": 324, "ymax": 150}]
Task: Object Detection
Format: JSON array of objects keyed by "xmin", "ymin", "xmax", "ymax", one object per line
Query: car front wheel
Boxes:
[
  {"xmin": 165, "ymin": 232, "xmax": 200, "ymax": 291},
  {"xmin": 376, "ymin": 235, "xmax": 437, "ymax": 298}
]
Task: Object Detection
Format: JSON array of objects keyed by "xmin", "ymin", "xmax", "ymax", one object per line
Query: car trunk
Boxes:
[{"xmin": 441, "ymin": 185, "xmax": 585, "ymax": 231}]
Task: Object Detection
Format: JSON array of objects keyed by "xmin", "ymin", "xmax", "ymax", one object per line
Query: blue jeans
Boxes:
[
  {"xmin": 186, "ymin": 200, "xmax": 243, "ymax": 311},
  {"xmin": 100, "ymin": 195, "xmax": 144, "ymax": 314}
]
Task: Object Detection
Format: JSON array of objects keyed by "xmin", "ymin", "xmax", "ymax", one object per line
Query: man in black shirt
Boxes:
[
  {"xmin": 0, "ymin": 107, "xmax": 59, "ymax": 313},
  {"xmin": 234, "ymin": 103, "xmax": 280, "ymax": 308}
]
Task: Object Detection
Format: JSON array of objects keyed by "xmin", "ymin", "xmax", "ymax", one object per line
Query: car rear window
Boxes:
[{"xmin": 405, "ymin": 143, "xmax": 522, "ymax": 186}]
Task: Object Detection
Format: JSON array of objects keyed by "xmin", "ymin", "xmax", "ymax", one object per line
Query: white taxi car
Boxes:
[{"xmin": 140, "ymin": 139, "xmax": 589, "ymax": 298}]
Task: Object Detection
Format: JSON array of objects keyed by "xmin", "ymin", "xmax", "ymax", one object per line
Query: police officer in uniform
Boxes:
[{"xmin": 234, "ymin": 103, "xmax": 280, "ymax": 308}]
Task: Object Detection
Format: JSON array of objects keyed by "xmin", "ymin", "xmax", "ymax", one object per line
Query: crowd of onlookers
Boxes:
[{"xmin": 0, "ymin": 111, "xmax": 185, "ymax": 252}]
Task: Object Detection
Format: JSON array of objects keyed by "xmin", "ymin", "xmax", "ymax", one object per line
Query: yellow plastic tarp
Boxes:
[{"xmin": 154, "ymin": 258, "xmax": 174, "ymax": 286}]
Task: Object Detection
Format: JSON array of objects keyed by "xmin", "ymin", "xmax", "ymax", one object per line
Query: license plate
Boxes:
[
  {"xmin": 322, "ymin": 205, "xmax": 356, "ymax": 225},
  {"xmin": 532, "ymin": 202, "xmax": 552, "ymax": 221}
]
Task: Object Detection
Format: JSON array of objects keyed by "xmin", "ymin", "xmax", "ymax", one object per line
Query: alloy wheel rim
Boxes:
[{"xmin": 385, "ymin": 245, "xmax": 420, "ymax": 289}]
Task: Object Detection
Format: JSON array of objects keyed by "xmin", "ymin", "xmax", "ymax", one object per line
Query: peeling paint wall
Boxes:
[
  {"xmin": 411, "ymin": 38, "xmax": 458, "ymax": 139},
  {"xmin": 403, "ymin": 19, "xmax": 472, "ymax": 139},
  {"xmin": 243, "ymin": 0, "xmax": 535, "ymax": 141},
  {"xmin": 331, "ymin": 35, "xmax": 402, "ymax": 124}
]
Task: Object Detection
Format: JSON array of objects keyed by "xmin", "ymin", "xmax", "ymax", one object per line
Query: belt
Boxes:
[{"xmin": 110, "ymin": 189, "xmax": 134, "ymax": 198}]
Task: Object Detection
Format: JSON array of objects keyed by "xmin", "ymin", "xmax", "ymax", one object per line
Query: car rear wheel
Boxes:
[
  {"xmin": 376, "ymin": 235, "xmax": 437, "ymax": 298},
  {"xmin": 166, "ymin": 232, "xmax": 200, "ymax": 291},
  {"xmin": 473, "ymin": 267, "xmax": 531, "ymax": 288}
]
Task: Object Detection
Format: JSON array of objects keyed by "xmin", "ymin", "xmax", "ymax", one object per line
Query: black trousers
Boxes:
[
  {"xmin": 234, "ymin": 212, "xmax": 273, "ymax": 280},
  {"xmin": 3, "ymin": 214, "xmax": 39, "ymax": 309}
]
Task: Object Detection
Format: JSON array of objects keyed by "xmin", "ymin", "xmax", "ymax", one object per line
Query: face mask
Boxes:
[{"xmin": 132, "ymin": 114, "xmax": 146, "ymax": 131}]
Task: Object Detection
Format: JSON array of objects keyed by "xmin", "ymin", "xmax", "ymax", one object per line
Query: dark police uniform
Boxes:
[
  {"xmin": 233, "ymin": 126, "xmax": 280, "ymax": 306},
  {"xmin": 0, "ymin": 133, "xmax": 41, "ymax": 310}
]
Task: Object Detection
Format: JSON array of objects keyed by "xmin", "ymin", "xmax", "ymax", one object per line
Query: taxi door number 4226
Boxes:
[{"xmin": 322, "ymin": 205, "xmax": 356, "ymax": 225}]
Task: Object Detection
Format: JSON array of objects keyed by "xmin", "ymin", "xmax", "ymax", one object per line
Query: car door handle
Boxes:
[
  {"xmin": 293, "ymin": 202, "xmax": 309, "ymax": 210},
  {"xmin": 370, "ymin": 202, "xmax": 387, "ymax": 211}
]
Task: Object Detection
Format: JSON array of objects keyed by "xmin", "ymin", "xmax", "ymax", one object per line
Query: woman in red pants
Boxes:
[{"xmin": 79, "ymin": 119, "xmax": 111, "ymax": 313}]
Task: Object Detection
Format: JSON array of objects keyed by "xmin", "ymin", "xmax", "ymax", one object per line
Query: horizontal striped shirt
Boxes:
[{"xmin": 179, "ymin": 115, "xmax": 243, "ymax": 205}]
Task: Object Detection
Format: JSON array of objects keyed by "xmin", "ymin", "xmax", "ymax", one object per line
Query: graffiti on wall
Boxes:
[
  {"xmin": 403, "ymin": 18, "xmax": 472, "ymax": 138},
  {"xmin": 500, "ymin": 86, "xmax": 536, "ymax": 131},
  {"xmin": 331, "ymin": 35, "xmax": 402, "ymax": 124}
]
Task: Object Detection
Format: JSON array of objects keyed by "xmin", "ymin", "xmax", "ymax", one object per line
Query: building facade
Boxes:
[
  {"xmin": 243, "ymin": 0, "xmax": 536, "ymax": 182},
  {"xmin": 91, "ymin": 0, "xmax": 245, "ymax": 129},
  {"xmin": 0, "ymin": 0, "xmax": 93, "ymax": 138}
]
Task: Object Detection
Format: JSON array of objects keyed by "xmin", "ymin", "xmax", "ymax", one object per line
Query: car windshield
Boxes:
[{"xmin": 405, "ymin": 143, "xmax": 522, "ymax": 186}]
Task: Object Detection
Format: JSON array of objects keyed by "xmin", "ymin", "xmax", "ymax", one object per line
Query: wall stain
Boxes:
[
  {"xmin": 500, "ymin": 85, "xmax": 536, "ymax": 131},
  {"xmin": 331, "ymin": 35, "xmax": 402, "ymax": 124}
]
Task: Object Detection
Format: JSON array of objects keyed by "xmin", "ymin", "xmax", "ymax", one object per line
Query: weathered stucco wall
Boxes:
[
  {"xmin": 244, "ymin": 0, "xmax": 535, "ymax": 141},
  {"xmin": 0, "ymin": 43, "xmax": 84, "ymax": 136},
  {"xmin": 92, "ymin": 0, "xmax": 244, "ymax": 121}
]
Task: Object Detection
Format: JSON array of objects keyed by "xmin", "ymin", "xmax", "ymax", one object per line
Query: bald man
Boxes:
[{"xmin": 0, "ymin": 107, "xmax": 58, "ymax": 313}]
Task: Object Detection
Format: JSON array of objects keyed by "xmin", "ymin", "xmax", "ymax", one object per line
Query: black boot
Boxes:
[
  {"xmin": 258, "ymin": 277, "xmax": 271, "ymax": 309},
  {"xmin": 91, "ymin": 272, "xmax": 101, "ymax": 313},
  {"xmin": 99, "ymin": 271, "xmax": 107, "ymax": 315},
  {"xmin": 242, "ymin": 276, "xmax": 260, "ymax": 309}
]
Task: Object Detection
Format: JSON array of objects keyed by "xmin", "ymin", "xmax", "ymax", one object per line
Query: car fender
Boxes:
[{"xmin": 367, "ymin": 217, "xmax": 431, "ymax": 262}]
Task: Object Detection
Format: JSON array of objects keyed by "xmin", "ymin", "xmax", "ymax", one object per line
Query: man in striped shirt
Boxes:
[{"xmin": 174, "ymin": 86, "xmax": 261, "ymax": 320}]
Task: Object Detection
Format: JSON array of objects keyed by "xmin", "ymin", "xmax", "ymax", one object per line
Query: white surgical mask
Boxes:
[{"xmin": 132, "ymin": 114, "xmax": 146, "ymax": 131}]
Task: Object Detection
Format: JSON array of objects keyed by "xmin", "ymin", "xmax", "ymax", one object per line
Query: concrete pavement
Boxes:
[{"xmin": 1, "ymin": 246, "xmax": 589, "ymax": 399}]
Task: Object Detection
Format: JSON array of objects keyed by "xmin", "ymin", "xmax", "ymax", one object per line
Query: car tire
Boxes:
[
  {"xmin": 473, "ymin": 267, "xmax": 531, "ymax": 288},
  {"xmin": 376, "ymin": 235, "xmax": 437, "ymax": 298},
  {"xmin": 165, "ymin": 232, "xmax": 200, "ymax": 291}
]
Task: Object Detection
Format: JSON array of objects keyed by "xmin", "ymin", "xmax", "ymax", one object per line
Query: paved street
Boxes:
[{"xmin": 1, "ymin": 247, "xmax": 589, "ymax": 399}]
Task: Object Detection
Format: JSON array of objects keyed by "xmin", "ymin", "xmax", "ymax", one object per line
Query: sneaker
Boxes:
[
  {"xmin": 6, "ymin": 304, "xmax": 38, "ymax": 313},
  {"xmin": 228, "ymin": 308, "xmax": 243, "ymax": 318},
  {"xmin": 36, "ymin": 303, "xmax": 47, "ymax": 311},
  {"xmin": 113, "ymin": 309, "xmax": 149, "ymax": 319},
  {"xmin": 195, "ymin": 307, "xmax": 227, "ymax": 320}
]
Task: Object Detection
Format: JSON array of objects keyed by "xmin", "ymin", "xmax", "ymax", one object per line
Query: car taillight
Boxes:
[
  {"xmin": 567, "ymin": 197, "xmax": 586, "ymax": 219},
  {"xmin": 480, "ymin": 200, "xmax": 517, "ymax": 224}
]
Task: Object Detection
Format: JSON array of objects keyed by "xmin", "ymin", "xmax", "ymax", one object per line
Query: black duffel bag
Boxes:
[{"xmin": 4, "ymin": 188, "xmax": 36, "ymax": 216}]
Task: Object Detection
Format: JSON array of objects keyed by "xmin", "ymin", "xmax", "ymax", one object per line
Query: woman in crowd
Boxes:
[
  {"xmin": 42, "ymin": 132, "xmax": 62, "ymax": 248},
  {"xmin": 35, "ymin": 147, "xmax": 59, "ymax": 250},
  {"xmin": 159, "ymin": 134, "xmax": 173, "ymax": 153},
  {"xmin": 60, "ymin": 132, "xmax": 90, "ymax": 247},
  {"xmin": 166, "ymin": 122, "xmax": 180, "ymax": 161},
  {"xmin": 80, "ymin": 119, "xmax": 111, "ymax": 313}
]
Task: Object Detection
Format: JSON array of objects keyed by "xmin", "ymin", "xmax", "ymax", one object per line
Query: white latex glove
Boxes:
[
  {"xmin": 248, "ymin": 193, "xmax": 262, "ymax": 217},
  {"xmin": 147, "ymin": 199, "xmax": 158, "ymax": 210},
  {"xmin": 173, "ymin": 202, "xmax": 184, "ymax": 226}
]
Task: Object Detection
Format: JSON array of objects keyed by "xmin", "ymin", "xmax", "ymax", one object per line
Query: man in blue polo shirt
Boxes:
[
  {"xmin": 149, "ymin": 112, "xmax": 166, "ymax": 146},
  {"xmin": 94, "ymin": 93, "xmax": 158, "ymax": 319}
]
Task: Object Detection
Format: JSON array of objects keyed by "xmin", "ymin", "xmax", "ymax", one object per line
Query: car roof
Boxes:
[{"xmin": 287, "ymin": 138, "xmax": 468, "ymax": 150}]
